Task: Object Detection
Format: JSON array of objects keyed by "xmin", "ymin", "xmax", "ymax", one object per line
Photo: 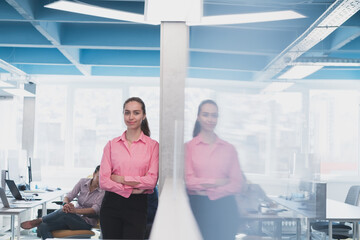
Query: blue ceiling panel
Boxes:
[
  {"xmin": 339, "ymin": 37, "xmax": 360, "ymax": 51},
  {"xmin": 0, "ymin": 68, "xmax": 9, "ymax": 73},
  {"xmin": 14, "ymin": 64, "xmax": 82, "ymax": 75},
  {"xmin": 190, "ymin": 26, "xmax": 296, "ymax": 55},
  {"xmin": 190, "ymin": 52, "xmax": 268, "ymax": 71},
  {"xmin": 0, "ymin": 1, "xmax": 24, "ymax": 20},
  {"xmin": 306, "ymin": 67, "xmax": 360, "ymax": 80},
  {"xmin": 61, "ymin": 23, "xmax": 160, "ymax": 48},
  {"xmin": 188, "ymin": 68, "xmax": 254, "ymax": 81},
  {"xmin": 0, "ymin": 47, "xmax": 71, "ymax": 64},
  {"xmin": 343, "ymin": 13, "xmax": 360, "ymax": 26},
  {"xmin": 328, "ymin": 51, "xmax": 360, "ymax": 59},
  {"xmin": 0, "ymin": 22, "xmax": 52, "ymax": 45},
  {"xmin": 8, "ymin": 0, "xmax": 37, "ymax": 19},
  {"xmin": 80, "ymin": 49, "xmax": 160, "ymax": 66},
  {"xmin": 0, "ymin": 0, "xmax": 358, "ymax": 81},
  {"xmin": 92, "ymin": 66, "xmax": 159, "ymax": 77}
]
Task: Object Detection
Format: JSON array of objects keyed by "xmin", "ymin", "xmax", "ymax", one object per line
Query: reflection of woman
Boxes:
[
  {"xmin": 99, "ymin": 97, "xmax": 159, "ymax": 240},
  {"xmin": 186, "ymin": 99, "xmax": 245, "ymax": 240},
  {"xmin": 21, "ymin": 165, "xmax": 104, "ymax": 240}
]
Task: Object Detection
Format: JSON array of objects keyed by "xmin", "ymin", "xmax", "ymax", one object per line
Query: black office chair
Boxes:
[{"xmin": 311, "ymin": 185, "xmax": 360, "ymax": 239}]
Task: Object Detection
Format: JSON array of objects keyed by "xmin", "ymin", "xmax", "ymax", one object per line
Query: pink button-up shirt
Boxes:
[
  {"xmin": 185, "ymin": 135, "xmax": 245, "ymax": 200},
  {"xmin": 99, "ymin": 131, "xmax": 159, "ymax": 198}
]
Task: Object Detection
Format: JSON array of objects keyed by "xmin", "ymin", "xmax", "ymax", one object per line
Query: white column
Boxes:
[{"xmin": 159, "ymin": 22, "xmax": 188, "ymax": 190}]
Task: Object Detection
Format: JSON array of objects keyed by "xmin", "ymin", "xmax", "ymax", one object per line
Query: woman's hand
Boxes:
[
  {"xmin": 201, "ymin": 178, "xmax": 229, "ymax": 189},
  {"xmin": 132, "ymin": 189, "xmax": 145, "ymax": 194},
  {"xmin": 111, "ymin": 174, "xmax": 124, "ymax": 184},
  {"xmin": 215, "ymin": 178, "xmax": 229, "ymax": 186},
  {"xmin": 111, "ymin": 174, "xmax": 140, "ymax": 187}
]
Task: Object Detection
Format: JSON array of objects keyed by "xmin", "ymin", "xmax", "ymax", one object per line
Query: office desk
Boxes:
[
  {"xmin": 0, "ymin": 190, "xmax": 66, "ymax": 240},
  {"xmin": 326, "ymin": 199, "xmax": 360, "ymax": 240},
  {"xmin": 273, "ymin": 198, "xmax": 360, "ymax": 240},
  {"xmin": 0, "ymin": 208, "xmax": 26, "ymax": 240},
  {"xmin": 240, "ymin": 206, "xmax": 306, "ymax": 240}
]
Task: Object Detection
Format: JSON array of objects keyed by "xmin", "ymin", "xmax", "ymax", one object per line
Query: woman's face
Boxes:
[
  {"xmin": 197, "ymin": 103, "xmax": 218, "ymax": 133},
  {"xmin": 124, "ymin": 101, "xmax": 145, "ymax": 131}
]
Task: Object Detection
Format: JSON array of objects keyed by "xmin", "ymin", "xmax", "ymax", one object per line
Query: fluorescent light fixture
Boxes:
[
  {"xmin": 278, "ymin": 65, "xmax": 323, "ymax": 79},
  {"xmin": 3, "ymin": 88, "xmax": 35, "ymax": 97},
  {"xmin": 256, "ymin": 0, "xmax": 360, "ymax": 81},
  {"xmin": 261, "ymin": 82, "xmax": 294, "ymax": 93},
  {"xmin": 0, "ymin": 59, "xmax": 26, "ymax": 76},
  {"xmin": 45, "ymin": 0, "xmax": 159, "ymax": 25},
  {"xmin": 188, "ymin": 10, "xmax": 306, "ymax": 26},
  {"xmin": 0, "ymin": 80, "xmax": 14, "ymax": 87},
  {"xmin": 293, "ymin": 58, "xmax": 360, "ymax": 67}
]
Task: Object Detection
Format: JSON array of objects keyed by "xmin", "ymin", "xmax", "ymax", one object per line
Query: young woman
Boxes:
[
  {"xmin": 20, "ymin": 165, "xmax": 104, "ymax": 240},
  {"xmin": 185, "ymin": 99, "xmax": 245, "ymax": 240},
  {"xmin": 99, "ymin": 97, "xmax": 159, "ymax": 239}
]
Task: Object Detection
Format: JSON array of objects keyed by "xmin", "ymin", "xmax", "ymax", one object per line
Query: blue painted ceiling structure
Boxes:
[{"xmin": 0, "ymin": 0, "xmax": 359, "ymax": 82}]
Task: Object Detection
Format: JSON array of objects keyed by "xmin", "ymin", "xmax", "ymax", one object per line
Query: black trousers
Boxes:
[
  {"xmin": 189, "ymin": 195, "xmax": 240, "ymax": 240},
  {"xmin": 100, "ymin": 191, "xmax": 148, "ymax": 239}
]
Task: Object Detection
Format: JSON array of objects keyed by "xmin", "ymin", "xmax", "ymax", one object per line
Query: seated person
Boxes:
[{"xmin": 20, "ymin": 165, "xmax": 104, "ymax": 239}]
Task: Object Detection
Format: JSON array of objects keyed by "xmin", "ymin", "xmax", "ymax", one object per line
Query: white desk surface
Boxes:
[
  {"xmin": 7, "ymin": 189, "xmax": 67, "ymax": 208},
  {"xmin": 0, "ymin": 189, "xmax": 67, "ymax": 240},
  {"xmin": 0, "ymin": 207, "xmax": 26, "ymax": 214},
  {"xmin": 326, "ymin": 198, "xmax": 360, "ymax": 220}
]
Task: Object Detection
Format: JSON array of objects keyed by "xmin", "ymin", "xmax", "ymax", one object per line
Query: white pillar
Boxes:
[{"xmin": 159, "ymin": 22, "xmax": 188, "ymax": 191}]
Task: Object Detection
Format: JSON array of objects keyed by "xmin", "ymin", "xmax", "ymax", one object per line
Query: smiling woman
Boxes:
[{"xmin": 99, "ymin": 97, "xmax": 159, "ymax": 240}]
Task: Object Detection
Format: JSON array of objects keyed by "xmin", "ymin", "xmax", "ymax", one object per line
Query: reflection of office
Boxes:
[
  {"xmin": 237, "ymin": 183, "xmax": 303, "ymax": 240},
  {"xmin": 236, "ymin": 181, "xmax": 326, "ymax": 239}
]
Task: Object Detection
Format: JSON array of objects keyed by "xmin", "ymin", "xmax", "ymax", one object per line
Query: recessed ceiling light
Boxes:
[
  {"xmin": 45, "ymin": 0, "xmax": 159, "ymax": 25},
  {"xmin": 188, "ymin": 11, "xmax": 306, "ymax": 26},
  {"xmin": 261, "ymin": 82, "xmax": 294, "ymax": 93},
  {"xmin": 3, "ymin": 88, "xmax": 35, "ymax": 97},
  {"xmin": 278, "ymin": 66, "xmax": 324, "ymax": 79},
  {"xmin": 0, "ymin": 80, "xmax": 14, "ymax": 87}
]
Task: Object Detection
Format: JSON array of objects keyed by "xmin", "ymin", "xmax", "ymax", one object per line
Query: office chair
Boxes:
[
  {"xmin": 48, "ymin": 200, "xmax": 98, "ymax": 238},
  {"xmin": 311, "ymin": 185, "xmax": 360, "ymax": 239}
]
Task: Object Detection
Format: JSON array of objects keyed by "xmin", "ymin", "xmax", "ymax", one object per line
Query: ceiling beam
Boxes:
[
  {"xmin": 329, "ymin": 27, "xmax": 360, "ymax": 51},
  {"xmin": 5, "ymin": 0, "xmax": 91, "ymax": 76},
  {"xmin": 294, "ymin": 57, "xmax": 360, "ymax": 66},
  {"xmin": 255, "ymin": 0, "xmax": 360, "ymax": 81},
  {"xmin": 0, "ymin": 58, "xmax": 27, "ymax": 75}
]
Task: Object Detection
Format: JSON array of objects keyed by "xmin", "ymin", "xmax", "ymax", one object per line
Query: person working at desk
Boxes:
[
  {"xmin": 185, "ymin": 99, "xmax": 246, "ymax": 240},
  {"xmin": 20, "ymin": 165, "xmax": 104, "ymax": 239}
]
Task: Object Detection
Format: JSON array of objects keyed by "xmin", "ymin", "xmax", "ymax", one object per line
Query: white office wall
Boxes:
[{"xmin": 0, "ymin": 96, "xmax": 25, "ymax": 183}]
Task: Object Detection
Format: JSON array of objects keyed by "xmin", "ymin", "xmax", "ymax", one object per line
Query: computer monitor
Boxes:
[{"xmin": 5, "ymin": 179, "xmax": 24, "ymax": 200}]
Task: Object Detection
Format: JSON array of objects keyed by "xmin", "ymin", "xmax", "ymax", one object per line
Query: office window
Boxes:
[
  {"xmin": 73, "ymin": 88, "xmax": 123, "ymax": 168},
  {"xmin": 34, "ymin": 85, "xmax": 67, "ymax": 167},
  {"xmin": 0, "ymin": 97, "xmax": 23, "ymax": 151},
  {"xmin": 310, "ymin": 90, "xmax": 359, "ymax": 176}
]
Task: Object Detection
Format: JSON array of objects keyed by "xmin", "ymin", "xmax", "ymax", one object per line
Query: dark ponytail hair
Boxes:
[
  {"xmin": 123, "ymin": 97, "xmax": 151, "ymax": 137},
  {"xmin": 192, "ymin": 99, "xmax": 218, "ymax": 137}
]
